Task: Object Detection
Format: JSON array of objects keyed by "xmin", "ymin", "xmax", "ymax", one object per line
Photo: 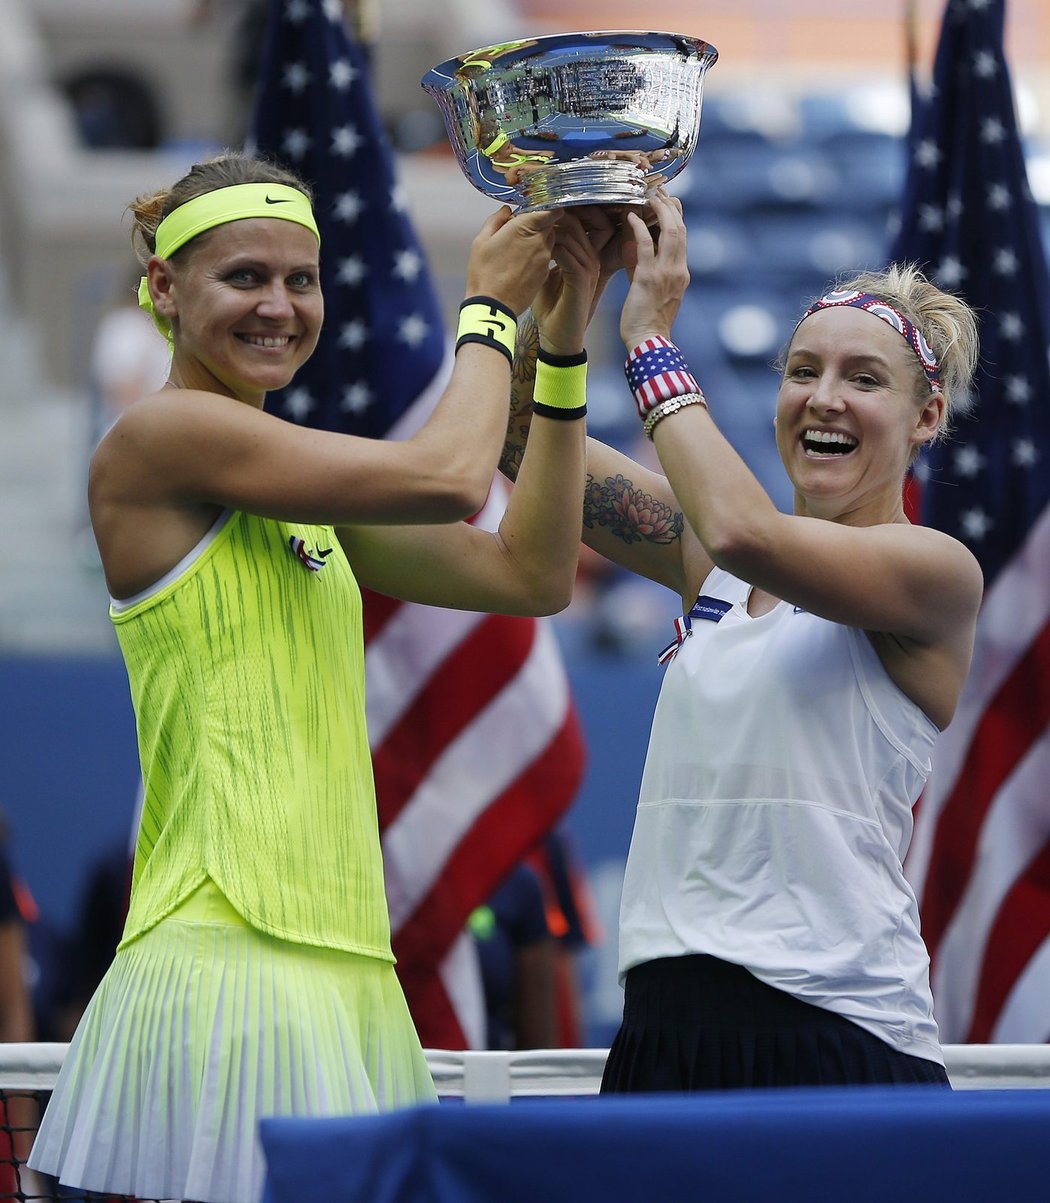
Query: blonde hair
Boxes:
[
  {"xmin": 798, "ymin": 263, "xmax": 980, "ymax": 441},
  {"xmin": 128, "ymin": 151, "xmax": 313, "ymax": 264}
]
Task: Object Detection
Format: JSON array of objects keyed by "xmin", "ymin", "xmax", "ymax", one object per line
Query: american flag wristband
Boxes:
[
  {"xmin": 624, "ymin": 336, "xmax": 701, "ymax": 417},
  {"xmin": 533, "ymin": 347, "xmax": 587, "ymax": 421},
  {"xmin": 455, "ymin": 295, "xmax": 518, "ymax": 366}
]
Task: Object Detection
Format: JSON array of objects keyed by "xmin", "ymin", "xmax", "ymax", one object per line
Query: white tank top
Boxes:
[{"xmin": 619, "ymin": 567, "xmax": 944, "ymax": 1063}]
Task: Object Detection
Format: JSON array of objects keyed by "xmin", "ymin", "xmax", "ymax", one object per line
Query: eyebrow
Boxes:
[
  {"xmin": 787, "ymin": 344, "xmax": 897, "ymax": 372},
  {"xmin": 216, "ymin": 256, "xmax": 319, "ymax": 273}
]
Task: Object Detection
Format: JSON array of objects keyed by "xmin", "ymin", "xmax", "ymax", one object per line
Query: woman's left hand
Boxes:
[{"xmin": 531, "ymin": 210, "xmax": 609, "ymax": 356}]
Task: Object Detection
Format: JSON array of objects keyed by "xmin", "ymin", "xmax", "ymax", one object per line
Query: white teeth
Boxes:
[
  {"xmin": 803, "ymin": 430, "xmax": 857, "ymax": 453},
  {"xmin": 242, "ymin": 335, "xmax": 290, "ymax": 347}
]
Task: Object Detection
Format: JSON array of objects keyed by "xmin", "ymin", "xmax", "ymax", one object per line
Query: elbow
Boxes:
[
  {"xmin": 504, "ymin": 566, "xmax": 576, "ymax": 618},
  {"xmin": 702, "ymin": 520, "xmax": 770, "ymax": 578},
  {"xmin": 430, "ymin": 486, "xmax": 490, "ymax": 523},
  {"xmin": 529, "ymin": 564, "xmax": 578, "ymax": 616},
  {"xmin": 422, "ymin": 472, "xmax": 493, "ymax": 523},
  {"xmin": 535, "ymin": 579, "xmax": 575, "ymax": 617},
  {"xmin": 439, "ymin": 460, "xmax": 500, "ymax": 521}
]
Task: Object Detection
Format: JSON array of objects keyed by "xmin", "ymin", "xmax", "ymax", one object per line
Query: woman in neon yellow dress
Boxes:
[{"xmin": 29, "ymin": 150, "xmax": 599, "ymax": 1203}]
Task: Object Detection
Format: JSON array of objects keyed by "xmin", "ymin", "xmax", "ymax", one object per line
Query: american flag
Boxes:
[
  {"xmin": 249, "ymin": 0, "xmax": 586, "ymax": 1048},
  {"xmin": 624, "ymin": 335, "xmax": 701, "ymax": 411},
  {"xmin": 889, "ymin": 0, "xmax": 1050, "ymax": 1043}
]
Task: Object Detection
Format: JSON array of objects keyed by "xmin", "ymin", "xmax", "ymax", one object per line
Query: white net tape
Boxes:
[{"xmin": 0, "ymin": 1042, "xmax": 1048, "ymax": 1099}]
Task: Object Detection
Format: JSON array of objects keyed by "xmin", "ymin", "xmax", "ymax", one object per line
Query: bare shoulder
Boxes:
[
  {"xmin": 92, "ymin": 388, "xmax": 230, "ymax": 504},
  {"xmin": 92, "ymin": 388, "xmax": 276, "ymax": 489},
  {"xmin": 100, "ymin": 387, "xmax": 251, "ymax": 446},
  {"xmin": 901, "ymin": 521, "xmax": 984, "ymax": 618},
  {"xmin": 863, "ymin": 526, "xmax": 983, "ymax": 729}
]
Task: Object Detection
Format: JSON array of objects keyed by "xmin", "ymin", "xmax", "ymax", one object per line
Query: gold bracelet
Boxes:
[{"xmin": 643, "ymin": 392, "xmax": 708, "ymax": 440}]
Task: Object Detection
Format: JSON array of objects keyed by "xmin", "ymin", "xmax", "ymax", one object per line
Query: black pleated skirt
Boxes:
[{"xmin": 600, "ymin": 955, "xmax": 950, "ymax": 1093}]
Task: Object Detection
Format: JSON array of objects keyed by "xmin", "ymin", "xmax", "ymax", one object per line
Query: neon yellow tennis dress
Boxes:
[{"xmin": 30, "ymin": 509, "xmax": 436, "ymax": 1203}]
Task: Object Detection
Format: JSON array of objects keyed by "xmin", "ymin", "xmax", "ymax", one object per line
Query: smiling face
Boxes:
[
  {"xmin": 150, "ymin": 217, "xmax": 323, "ymax": 405},
  {"xmin": 776, "ymin": 305, "xmax": 944, "ymax": 523}
]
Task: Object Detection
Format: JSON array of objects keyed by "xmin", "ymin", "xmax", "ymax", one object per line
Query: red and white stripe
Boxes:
[
  {"xmin": 626, "ymin": 335, "xmax": 675, "ymax": 361},
  {"xmin": 633, "ymin": 370, "xmax": 702, "ymax": 414},
  {"xmin": 626, "ymin": 336, "xmax": 700, "ymax": 415},
  {"xmin": 905, "ymin": 504, "xmax": 1050, "ymax": 1043}
]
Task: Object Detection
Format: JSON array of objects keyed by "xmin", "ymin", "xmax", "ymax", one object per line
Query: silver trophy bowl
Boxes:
[{"xmin": 421, "ymin": 30, "xmax": 718, "ymax": 212}]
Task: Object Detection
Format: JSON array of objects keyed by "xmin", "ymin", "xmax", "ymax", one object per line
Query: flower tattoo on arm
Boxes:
[{"xmin": 584, "ymin": 473, "xmax": 684, "ymax": 546}]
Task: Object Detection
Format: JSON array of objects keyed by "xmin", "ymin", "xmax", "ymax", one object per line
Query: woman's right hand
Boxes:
[
  {"xmin": 618, "ymin": 189, "xmax": 690, "ymax": 350},
  {"xmin": 464, "ymin": 205, "xmax": 562, "ymax": 316}
]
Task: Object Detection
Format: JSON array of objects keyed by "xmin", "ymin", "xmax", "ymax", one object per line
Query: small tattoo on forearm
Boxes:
[
  {"xmin": 500, "ymin": 426, "xmax": 526, "ymax": 481},
  {"xmin": 511, "ymin": 311, "xmax": 539, "ymax": 390},
  {"xmin": 504, "ymin": 311, "xmax": 540, "ymax": 481}
]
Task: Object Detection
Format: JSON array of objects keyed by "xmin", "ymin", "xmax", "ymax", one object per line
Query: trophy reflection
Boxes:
[{"xmin": 423, "ymin": 31, "xmax": 719, "ymax": 211}]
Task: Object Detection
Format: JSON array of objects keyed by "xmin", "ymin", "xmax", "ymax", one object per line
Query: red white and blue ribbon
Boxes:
[
  {"xmin": 657, "ymin": 614, "xmax": 693, "ymax": 666},
  {"xmin": 289, "ymin": 535, "xmax": 331, "ymax": 573},
  {"xmin": 657, "ymin": 594, "xmax": 735, "ymax": 665}
]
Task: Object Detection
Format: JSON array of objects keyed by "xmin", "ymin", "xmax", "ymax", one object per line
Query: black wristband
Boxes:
[
  {"xmin": 533, "ymin": 401, "xmax": 587, "ymax": 421},
  {"xmin": 460, "ymin": 294, "xmax": 516, "ymax": 323},
  {"xmin": 537, "ymin": 347, "xmax": 588, "ymax": 368}
]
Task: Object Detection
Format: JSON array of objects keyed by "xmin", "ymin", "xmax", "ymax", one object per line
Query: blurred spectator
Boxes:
[
  {"xmin": 0, "ymin": 814, "xmax": 35, "ymax": 1196},
  {"xmin": 469, "ymin": 829, "xmax": 602, "ymax": 1052},
  {"xmin": 0, "ymin": 816, "xmax": 33, "ymax": 1044},
  {"xmin": 79, "ymin": 269, "xmax": 171, "ymax": 567},
  {"xmin": 469, "ymin": 862, "xmax": 557, "ymax": 1051},
  {"xmin": 61, "ymin": 68, "xmax": 162, "ymax": 150},
  {"xmin": 89, "ymin": 268, "xmax": 172, "ymax": 448},
  {"xmin": 31, "ymin": 843, "xmax": 131, "ymax": 1045},
  {"xmin": 527, "ymin": 828, "xmax": 603, "ymax": 1047}
]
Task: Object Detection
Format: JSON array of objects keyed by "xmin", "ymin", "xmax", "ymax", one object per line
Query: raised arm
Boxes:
[
  {"xmin": 97, "ymin": 205, "xmax": 561, "ymax": 524},
  {"xmin": 620, "ymin": 193, "xmax": 982, "ymax": 721},
  {"xmin": 338, "ymin": 211, "xmax": 600, "ymax": 616},
  {"xmin": 501, "ymin": 205, "xmax": 702, "ymax": 600},
  {"xmin": 91, "ymin": 206, "xmax": 570, "ymax": 597}
]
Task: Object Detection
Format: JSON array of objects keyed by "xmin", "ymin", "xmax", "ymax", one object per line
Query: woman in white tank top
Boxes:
[{"xmin": 503, "ymin": 191, "xmax": 983, "ymax": 1089}]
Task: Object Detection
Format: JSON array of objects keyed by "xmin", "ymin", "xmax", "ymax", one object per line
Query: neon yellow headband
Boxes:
[
  {"xmin": 153, "ymin": 182, "xmax": 319, "ymax": 258},
  {"xmin": 138, "ymin": 182, "xmax": 320, "ymax": 344},
  {"xmin": 482, "ymin": 129, "xmax": 510, "ymax": 157}
]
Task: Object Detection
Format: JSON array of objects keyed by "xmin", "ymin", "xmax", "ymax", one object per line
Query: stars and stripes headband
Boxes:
[
  {"xmin": 796, "ymin": 289, "xmax": 942, "ymax": 393},
  {"xmin": 138, "ymin": 182, "xmax": 320, "ymax": 345}
]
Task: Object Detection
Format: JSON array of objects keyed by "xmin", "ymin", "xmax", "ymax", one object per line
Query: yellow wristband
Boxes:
[
  {"xmin": 534, "ymin": 349, "xmax": 587, "ymax": 420},
  {"xmin": 456, "ymin": 296, "xmax": 517, "ymax": 365}
]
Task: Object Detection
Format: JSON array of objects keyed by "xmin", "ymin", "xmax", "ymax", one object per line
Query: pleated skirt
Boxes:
[
  {"xmin": 601, "ymin": 954, "xmax": 950, "ymax": 1093},
  {"xmin": 28, "ymin": 881, "xmax": 436, "ymax": 1203}
]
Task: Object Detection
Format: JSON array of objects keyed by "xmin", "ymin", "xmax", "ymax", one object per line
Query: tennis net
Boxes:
[{"xmin": 1, "ymin": 1042, "xmax": 1048, "ymax": 1200}]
